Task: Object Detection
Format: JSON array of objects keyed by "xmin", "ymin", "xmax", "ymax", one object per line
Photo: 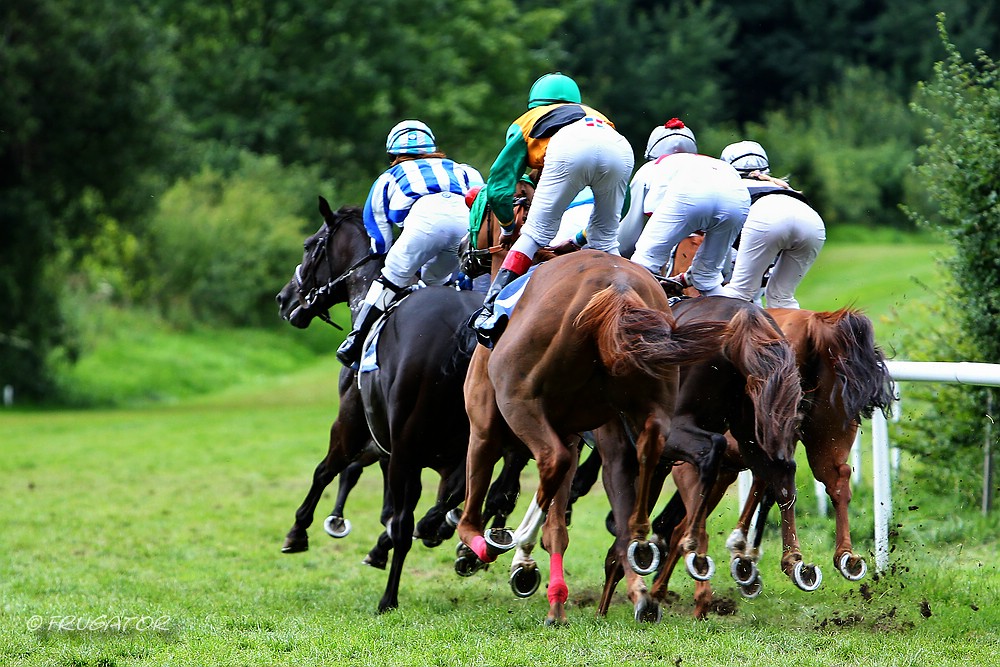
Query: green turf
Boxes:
[{"xmin": 2, "ymin": 358, "xmax": 998, "ymax": 666}]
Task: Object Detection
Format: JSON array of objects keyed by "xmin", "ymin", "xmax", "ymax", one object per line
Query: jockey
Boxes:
[
  {"xmin": 715, "ymin": 141, "xmax": 826, "ymax": 308},
  {"xmin": 618, "ymin": 118, "xmax": 750, "ymax": 297},
  {"xmin": 336, "ymin": 120, "xmax": 484, "ymax": 368},
  {"xmin": 470, "ymin": 72, "xmax": 634, "ymax": 344}
]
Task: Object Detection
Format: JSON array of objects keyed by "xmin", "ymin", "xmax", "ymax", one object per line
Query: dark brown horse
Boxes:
[
  {"xmin": 592, "ymin": 295, "xmax": 806, "ymax": 620},
  {"xmin": 457, "ymin": 250, "xmax": 729, "ymax": 625},
  {"xmin": 646, "ymin": 306, "xmax": 894, "ymax": 617}
]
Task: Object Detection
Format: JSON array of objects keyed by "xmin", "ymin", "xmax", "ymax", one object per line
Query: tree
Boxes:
[{"xmin": 0, "ymin": 0, "xmax": 180, "ymax": 399}]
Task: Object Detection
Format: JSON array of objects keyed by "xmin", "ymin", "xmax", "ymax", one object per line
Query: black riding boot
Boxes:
[
  {"xmin": 336, "ymin": 300, "xmax": 386, "ymax": 368},
  {"xmin": 470, "ymin": 267, "xmax": 521, "ymax": 346}
]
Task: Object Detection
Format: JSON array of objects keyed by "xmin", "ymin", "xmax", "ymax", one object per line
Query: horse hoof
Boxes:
[
  {"xmin": 627, "ymin": 540, "xmax": 661, "ymax": 576},
  {"xmin": 484, "ymin": 528, "xmax": 516, "ymax": 556},
  {"xmin": 837, "ymin": 552, "xmax": 867, "ymax": 581},
  {"xmin": 510, "ymin": 565, "xmax": 541, "ymax": 598},
  {"xmin": 281, "ymin": 534, "xmax": 309, "ymax": 553},
  {"xmin": 362, "ymin": 555, "xmax": 387, "ymax": 570},
  {"xmin": 685, "ymin": 552, "xmax": 716, "ymax": 581},
  {"xmin": 739, "ymin": 576, "xmax": 763, "ymax": 599},
  {"xmin": 454, "ymin": 556, "xmax": 479, "ymax": 577},
  {"xmin": 421, "ymin": 536, "xmax": 443, "ymax": 548},
  {"xmin": 445, "ymin": 508, "xmax": 462, "ymax": 528},
  {"xmin": 792, "ymin": 561, "xmax": 823, "ymax": 591},
  {"xmin": 542, "ymin": 616, "xmax": 569, "ymax": 627},
  {"xmin": 730, "ymin": 556, "xmax": 759, "ymax": 586},
  {"xmin": 323, "ymin": 515, "xmax": 351, "ymax": 539},
  {"xmin": 634, "ymin": 598, "xmax": 662, "ymax": 623}
]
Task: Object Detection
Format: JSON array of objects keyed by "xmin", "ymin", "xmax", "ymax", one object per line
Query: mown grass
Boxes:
[
  {"xmin": 5, "ymin": 235, "xmax": 997, "ymax": 666},
  {"xmin": 2, "ymin": 358, "xmax": 998, "ymax": 666}
]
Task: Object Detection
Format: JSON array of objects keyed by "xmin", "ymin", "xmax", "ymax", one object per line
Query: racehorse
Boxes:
[
  {"xmin": 590, "ymin": 295, "xmax": 807, "ymax": 620},
  {"xmin": 276, "ymin": 197, "xmax": 484, "ymax": 612},
  {"xmin": 457, "ymin": 250, "xmax": 731, "ymax": 625}
]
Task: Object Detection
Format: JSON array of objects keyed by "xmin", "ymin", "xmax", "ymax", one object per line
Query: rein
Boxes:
[{"xmin": 295, "ymin": 220, "xmax": 385, "ymax": 329}]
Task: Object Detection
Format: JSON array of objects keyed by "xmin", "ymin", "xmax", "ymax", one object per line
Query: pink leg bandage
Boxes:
[
  {"xmin": 470, "ymin": 535, "xmax": 494, "ymax": 563},
  {"xmin": 548, "ymin": 553, "xmax": 568, "ymax": 605}
]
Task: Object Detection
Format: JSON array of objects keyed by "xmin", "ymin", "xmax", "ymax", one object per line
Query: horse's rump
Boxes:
[
  {"xmin": 721, "ymin": 307, "xmax": 801, "ymax": 451},
  {"xmin": 574, "ymin": 284, "xmax": 727, "ymax": 379}
]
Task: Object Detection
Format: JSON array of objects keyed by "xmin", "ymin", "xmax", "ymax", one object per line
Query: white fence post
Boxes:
[{"xmin": 871, "ymin": 407, "xmax": 892, "ymax": 575}]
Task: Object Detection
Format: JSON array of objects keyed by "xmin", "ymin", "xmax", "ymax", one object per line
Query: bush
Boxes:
[
  {"xmin": 891, "ymin": 17, "xmax": 1000, "ymax": 507},
  {"xmin": 143, "ymin": 151, "xmax": 336, "ymax": 328}
]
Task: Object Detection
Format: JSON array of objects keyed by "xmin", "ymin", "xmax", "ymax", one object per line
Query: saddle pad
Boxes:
[{"xmin": 477, "ymin": 265, "xmax": 537, "ymax": 334}]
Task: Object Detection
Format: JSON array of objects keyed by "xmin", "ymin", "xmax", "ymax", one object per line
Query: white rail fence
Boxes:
[{"xmin": 738, "ymin": 360, "xmax": 1000, "ymax": 575}]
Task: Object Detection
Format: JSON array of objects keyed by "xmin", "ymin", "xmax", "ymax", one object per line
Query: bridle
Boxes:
[{"xmin": 293, "ymin": 218, "xmax": 385, "ymax": 329}]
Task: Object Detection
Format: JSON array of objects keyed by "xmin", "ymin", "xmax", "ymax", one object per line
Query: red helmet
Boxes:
[{"xmin": 465, "ymin": 186, "xmax": 483, "ymax": 208}]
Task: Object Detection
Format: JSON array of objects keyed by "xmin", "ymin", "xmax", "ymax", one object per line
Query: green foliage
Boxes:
[
  {"xmin": 149, "ymin": 0, "xmax": 566, "ymax": 198},
  {"xmin": 0, "ymin": 0, "xmax": 182, "ymax": 399},
  {"xmin": 911, "ymin": 20, "xmax": 1000, "ymax": 363},
  {"xmin": 710, "ymin": 67, "xmax": 924, "ymax": 229},
  {"xmin": 555, "ymin": 0, "xmax": 736, "ymax": 152},
  {"xmin": 887, "ymin": 17, "xmax": 1000, "ymax": 505},
  {"xmin": 142, "ymin": 151, "xmax": 334, "ymax": 328}
]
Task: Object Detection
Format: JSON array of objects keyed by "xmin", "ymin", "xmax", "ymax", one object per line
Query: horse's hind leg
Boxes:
[
  {"xmin": 324, "ymin": 445, "xmax": 381, "ymax": 539},
  {"xmin": 415, "ymin": 464, "xmax": 464, "ymax": 547},
  {"xmin": 804, "ymin": 424, "xmax": 866, "ymax": 580},
  {"xmin": 595, "ymin": 420, "xmax": 659, "ymax": 622},
  {"xmin": 283, "ymin": 417, "xmax": 368, "ymax": 553},
  {"xmin": 378, "ymin": 460, "xmax": 423, "ymax": 613},
  {"xmin": 768, "ymin": 456, "xmax": 823, "ymax": 591}
]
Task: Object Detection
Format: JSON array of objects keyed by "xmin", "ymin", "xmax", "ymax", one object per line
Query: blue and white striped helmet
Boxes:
[{"xmin": 385, "ymin": 120, "xmax": 437, "ymax": 155}]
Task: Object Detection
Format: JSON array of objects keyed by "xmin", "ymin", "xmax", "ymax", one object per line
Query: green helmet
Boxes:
[{"xmin": 527, "ymin": 72, "xmax": 581, "ymax": 109}]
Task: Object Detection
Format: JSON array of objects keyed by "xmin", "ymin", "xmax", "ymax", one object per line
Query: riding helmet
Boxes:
[
  {"xmin": 386, "ymin": 120, "xmax": 437, "ymax": 155},
  {"xmin": 644, "ymin": 118, "xmax": 697, "ymax": 160},
  {"xmin": 721, "ymin": 141, "xmax": 770, "ymax": 175},
  {"xmin": 527, "ymin": 73, "xmax": 581, "ymax": 109}
]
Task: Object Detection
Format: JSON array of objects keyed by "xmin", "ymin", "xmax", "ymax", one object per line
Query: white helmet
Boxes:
[
  {"xmin": 721, "ymin": 141, "xmax": 769, "ymax": 175},
  {"xmin": 385, "ymin": 120, "xmax": 437, "ymax": 155},
  {"xmin": 644, "ymin": 118, "xmax": 697, "ymax": 160}
]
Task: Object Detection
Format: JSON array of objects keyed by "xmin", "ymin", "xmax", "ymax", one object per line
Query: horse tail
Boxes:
[
  {"xmin": 574, "ymin": 284, "xmax": 726, "ymax": 379},
  {"xmin": 722, "ymin": 308, "xmax": 803, "ymax": 454},
  {"xmin": 818, "ymin": 309, "xmax": 896, "ymax": 424}
]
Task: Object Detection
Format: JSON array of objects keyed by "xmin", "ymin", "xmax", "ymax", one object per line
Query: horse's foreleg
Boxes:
[
  {"xmin": 415, "ymin": 464, "xmax": 464, "ymax": 547},
  {"xmin": 323, "ymin": 460, "xmax": 365, "ymax": 539}
]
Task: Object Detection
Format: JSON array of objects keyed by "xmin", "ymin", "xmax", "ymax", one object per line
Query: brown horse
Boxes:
[
  {"xmin": 643, "ymin": 304, "xmax": 894, "ymax": 615},
  {"xmin": 593, "ymin": 295, "xmax": 807, "ymax": 620},
  {"xmin": 456, "ymin": 250, "xmax": 730, "ymax": 625}
]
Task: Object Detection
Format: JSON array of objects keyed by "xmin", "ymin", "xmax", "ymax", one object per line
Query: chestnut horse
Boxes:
[{"xmin": 457, "ymin": 250, "xmax": 730, "ymax": 625}]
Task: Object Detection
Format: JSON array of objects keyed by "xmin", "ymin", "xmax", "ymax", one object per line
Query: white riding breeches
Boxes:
[
  {"xmin": 718, "ymin": 194, "xmax": 826, "ymax": 308},
  {"xmin": 631, "ymin": 181, "xmax": 750, "ymax": 294},
  {"xmin": 515, "ymin": 118, "xmax": 634, "ymax": 256},
  {"xmin": 381, "ymin": 192, "xmax": 469, "ymax": 287}
]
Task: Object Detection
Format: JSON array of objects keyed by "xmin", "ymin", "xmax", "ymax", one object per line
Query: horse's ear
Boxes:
[{"xmin": 318, "ymin": 195, "xmax": 333, "ymax": 219}]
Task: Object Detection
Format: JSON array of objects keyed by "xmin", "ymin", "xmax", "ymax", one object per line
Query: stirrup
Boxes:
[{"xmin": 658, "ymin": 276, "xmax": 686, "ymax": 298}]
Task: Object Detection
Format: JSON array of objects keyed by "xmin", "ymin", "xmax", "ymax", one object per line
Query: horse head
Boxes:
[{"xmin": 276, "ymin": 196, "xmax": 381, "ymax": 328}]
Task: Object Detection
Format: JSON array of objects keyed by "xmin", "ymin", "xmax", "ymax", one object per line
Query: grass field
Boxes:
[{"xmin": 4, "ymin": 237, "xmax": 999, "ymax": 666}]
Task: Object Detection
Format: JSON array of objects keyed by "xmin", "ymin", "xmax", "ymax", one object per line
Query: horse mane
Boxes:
[
  {"xmin": 722, "ymin": 308, "xmax": 802, "ymax": 455},
  {"xmin": 574, "ymin": 283, "xmax": 724, "ymax": 378},
  {"xmin": 806, "ymin": 308, "xmax": 896, "ymax": 424}
]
